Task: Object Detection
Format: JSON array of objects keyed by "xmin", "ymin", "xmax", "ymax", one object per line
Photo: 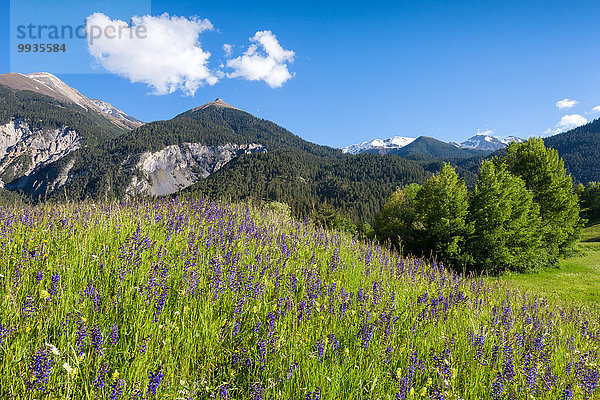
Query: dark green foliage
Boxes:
[
  {"xmin": 374, "ymin": 140, "xmax": 583, "ymax": 274},
  {"xmin": 504, "ymin": 138, "xmax": 583, "ymax": 257},
  {"xmin": 403, "ymin": 153, "xmax": 479, "ymax": 188},
  {"xmin": 413, "ymin": 164, "xmax": 473, "ymax": 267},
  {"xmin": 372, "ymin": 184, "xmax": 420, "ymax": 252},
  {"xmin": 576, "ymin": 182, "xmax": 600, "ymax": 220},
  {"xmin": 185, "ymin": 151, "xmax": 431, "ymax": 222},
  {"xmin": 0, "ymin": 84, "xmax": 125, "ymax": 146},
  {"xmin": 14, "ymin": 105, "xmax": 436, "ymax": 222},
  {"xmin": 313, "ymin": 203, "xmax": 357, "ymax": 234},
  {"xmin": 468, "ymin": 160, "xmax": 546, "ymax": 273},
  {"xmin": 107, "ymin": 106, "xmax": 337, "ymax": 157},
  {"xmin": 389, "ymin": 136, "xmax": 490, "ymax": 159},
  {"xmin": 374, "ymin": 165, "xmax": 475, "ymax": 268},
  {"xmin": 0, "ymin": 187, "xmax": 26, "ymax": 206},
  {"xmin": 544, "ymin": 118, "xmax": 600, "ymax": 184}
]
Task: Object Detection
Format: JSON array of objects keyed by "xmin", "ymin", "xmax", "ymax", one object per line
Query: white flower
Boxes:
[
  {"xmin": 63, "ymin": 362, "xmax": 74, "ymax": 374},
  {"xmin": 45, "ymin": 342, "xmax": 60, "ymax": 356}
]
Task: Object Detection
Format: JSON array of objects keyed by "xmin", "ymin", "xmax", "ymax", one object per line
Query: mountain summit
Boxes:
[
  {"xmin": 191, "ymin": 98, "xmax": 240, "ymax": 112},
  {"xmin": 453, "ymin": 134, "xmax": 523, "ymax": 151},
  {"xmin": 342, "ymin": 136, "xmax": 416, "ymax": 154},
  {"xmin": 0, "ymin": 72, "xmax": 143, "ymax": 130}
]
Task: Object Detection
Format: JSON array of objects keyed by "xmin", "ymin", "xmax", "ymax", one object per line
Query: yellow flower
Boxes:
[
  {"xmin": 25, "ymin": 326, "xmax": 31, "ymax": 333},
  {"xmin": 40, "ymin": 290, "xmax": 50, "ymax": 300},
  {"xmin": 396, "ymin": 368, "xmax": 401, "ymax": 379},
  {"xmin": 112, "ymin": 370, "xmax": 120, "ymax": 379}
]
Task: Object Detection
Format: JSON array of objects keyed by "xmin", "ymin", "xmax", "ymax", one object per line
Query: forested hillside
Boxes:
[
  {"xmin": 14, "ymin": 104, "xmax": 444, "ymax": 221},
  {"xmin": 184, "ymin": 151, "xmax": 431, "ymax": 220},
  {"xmin": 2, "ymin": 87, "xmax": 598, "ymax": 225},
  {"xmin": 544, "ymin": 118, "xmax": 600, "ymax": 184},
  {"xmin": 387, "ymin": 136, "xmax": 489, "ymax": 159},
  {"xmin": 0, "ymin": 84, "xmax": 125, "ymax": 145}
]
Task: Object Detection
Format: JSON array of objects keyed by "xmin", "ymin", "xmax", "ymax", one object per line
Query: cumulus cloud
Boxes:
[
  {"xmin": 85, "ymin": 13, "xmax": 219, "ymax": 95},
  {"xmin": 225, "ymin": 30, "xmax": 295, "ymax": 88},
  {"xmin": 592, "ymin": 106, "xmax": 600, "ymax": 113},
  {"xmin": 555, "ymin": 98, "xmax": 578, "ymax": 110},
  {"xmin": 545, "ymin": 114, "xmax": 588, "ymax": 136},
  {"xmin": 223, "ymin": 44, "xmax": 233, "ymax": 57}
]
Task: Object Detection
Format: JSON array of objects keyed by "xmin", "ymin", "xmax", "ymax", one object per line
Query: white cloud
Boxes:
[
  {"xmin": 545, "ymin": 114, "xmax": 588, "ymax": 136},
  {"xmin": 555, "ymin": 98, "xmax": 578, "ymax": 110},
  {"xmin": 226, "ymin": 30, "xmax": 295, "ymax": 88},
  {"xmin": 85, "ymin": 13, "xmax": 219, "ymax": 95},
  {"xmin": 475, "ymin": 129, "xmax": 495, "ymax": 136},
  {"xmin": 223, "ymin": 44, "xmax": 233, "ymax": 57},
  {"xmin": 592, "ymin": 106, "xmax": 600, "ymax": 113}
]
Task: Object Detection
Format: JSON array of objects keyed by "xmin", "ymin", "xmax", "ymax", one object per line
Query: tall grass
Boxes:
[{"xmin": 0, "ymin": 199, "xmax": 598, "ymax": 399}]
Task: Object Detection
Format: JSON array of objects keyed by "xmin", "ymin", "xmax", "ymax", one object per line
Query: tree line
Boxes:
[
  {"xmin": 576, "ymin": 182, "xmax": 600, "ymax": 221},
  {"xmin": 372, "ymin": 138, "xmax": 583, "ymax": 274}
]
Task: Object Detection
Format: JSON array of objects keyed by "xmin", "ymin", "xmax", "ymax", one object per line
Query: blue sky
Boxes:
[{"xmin": 1, "ymin": 0, "xmax": 600, "ymax": 147}]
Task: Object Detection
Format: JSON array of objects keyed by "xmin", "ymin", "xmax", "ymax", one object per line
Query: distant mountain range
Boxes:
[
  {"xmin": 342, "ymin": 136, "xmax": 415, "ymax": 154},
  {"xmin": 0, "ymin": 71, "xmax": 598, "ymax": 221},
  {"xmin": 453, "ymin": 134, "xmax": 524, "ymax": 151},
  {"xmin": 343, "ymin": 133, "xmax": 524, "ymax": 154}
]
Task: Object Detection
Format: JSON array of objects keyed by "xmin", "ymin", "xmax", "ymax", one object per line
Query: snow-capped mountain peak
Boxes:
[
  {"xmin": 453, "ymin": 134, "xmax": 524, "ymax": 151},
  {"xmin": 501, "ymin": 136, "xmax": 524, "ymax": 145},
  {"xmin": 342, "ymin": 136, "xmax": 415, "ymax": 154},
  {"xmin": 90, "ymin": 99, "xmax": 144, "ymax": 129}
]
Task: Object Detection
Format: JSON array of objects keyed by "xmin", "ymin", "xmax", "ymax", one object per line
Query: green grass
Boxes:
[
  {"xmin": 500, "ymin": 219, "xmax": 600, "ymax": 307},
  {"xmin": 1, "ymin": 200, "xmax": 599, "ymax": 399}
]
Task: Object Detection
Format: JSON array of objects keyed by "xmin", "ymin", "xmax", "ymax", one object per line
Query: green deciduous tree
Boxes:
[
  {"xmin": 413, "ymin": 164, "xmax": 473, "ymax": 267},
  {"xmin": 504, "ymin": 138, "xmax": 583, "ymax": 258},
  {"xmin": 468, "ymin": 160, "xmax": 546, "ymax": 273},
  {"xmin": 373, "ymin": 183, "xmax": 421, "ymax": 252}
]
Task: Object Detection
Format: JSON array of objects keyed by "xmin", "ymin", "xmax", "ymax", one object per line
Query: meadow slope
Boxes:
[
  {"xmin": 501, "ymin": 221, "xmax": 600, "ymax": 307},
  {"xmin": 0, "ymin": 199, "xmax": 598, "ymax": 399}
]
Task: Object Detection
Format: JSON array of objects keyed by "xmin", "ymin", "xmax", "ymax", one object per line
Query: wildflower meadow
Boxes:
[{"xmin": 0, "ymin": 199, "xmax": 598, "ymax": 399}]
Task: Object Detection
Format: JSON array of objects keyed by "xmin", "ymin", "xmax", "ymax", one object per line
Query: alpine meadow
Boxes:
[{"xmin": 1, "ymin": 1, "xmax": 600, "ymax": 399}]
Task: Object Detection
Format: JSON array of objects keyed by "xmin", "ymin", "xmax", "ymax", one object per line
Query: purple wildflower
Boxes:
[
  {"xmin": 110, "ymin": 379, "xmax": 125, "ymax": 400},
  {"xmin": 110, "ymin": 323, "xmax": 120, "ymax": 344},
  {"xmin": 91, "ymin": 324, "xmax": 104, "ymax": 355},
  {"xmin": 147, "ymin": 366, "xmax": 163, "ymax": 396},
  {"xmin": 26, "ymin": 347, "xmax": 53, "ymax": 392},
  {"xmin": 93, "ymin": 362, "xmax": 109, "ymax": 389},
  {"xmin": 23, "ymin": 295, "xmax": 36, "ymax": 316}
]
